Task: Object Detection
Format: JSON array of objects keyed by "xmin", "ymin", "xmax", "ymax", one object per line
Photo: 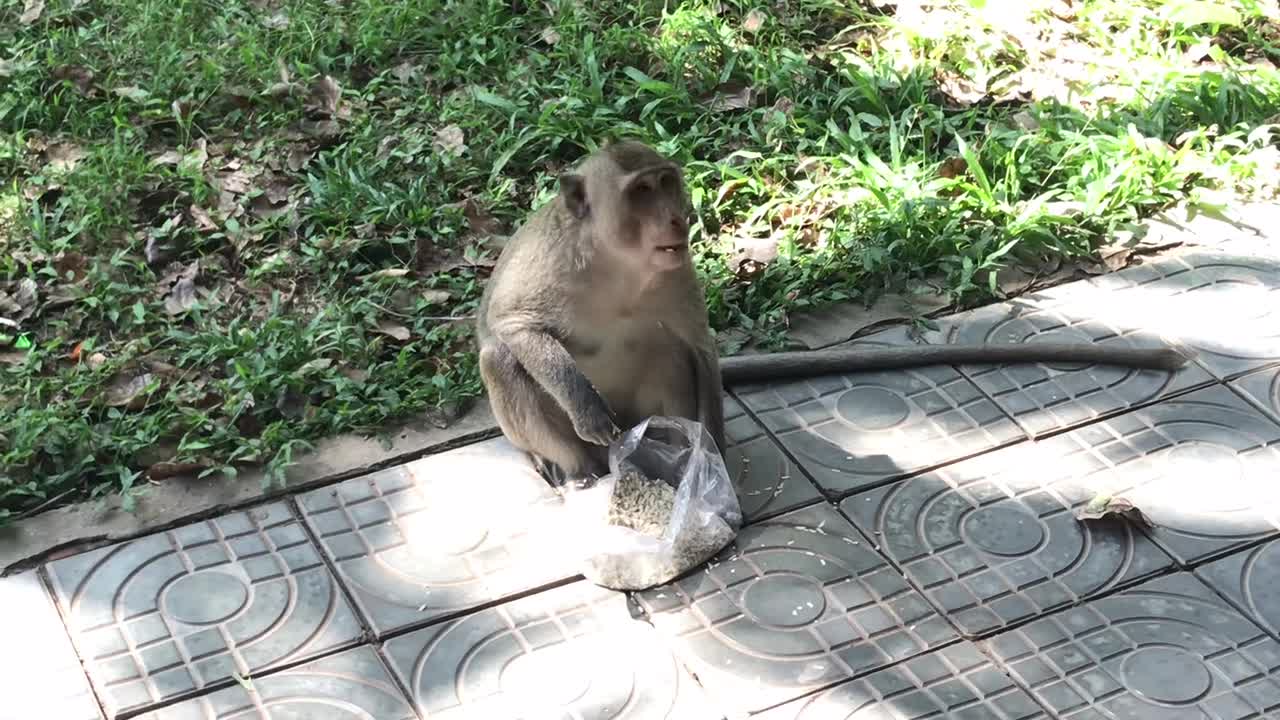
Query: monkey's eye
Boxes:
[
  {"xmin": 630, "ymin": 180, "xmax": 654, "ymax": 197},
  {"xmin": 658, "ymin": 171, "xmax": 677, "ymax": 191}
]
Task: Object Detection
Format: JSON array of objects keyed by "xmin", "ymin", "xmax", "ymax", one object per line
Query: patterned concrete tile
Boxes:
[
  {"xmin": 1034, "ymin": 384, "xmax": 1280, "ymax": 564},
  {"xmin": 1196, "ymin": 538, "xmax": 1280, "ymax": 640},
  {"xmin": 636, "ymin": 503, "xmax": 959, "ymax": 716},
  {"xmin": 1233, "ymin": 364, "xmax": 1280, "ymax": 426},
  {"xmin": 755, "ymin": 641, "xmax": 1048, "ymax": 720},
  {"xmin": 296, "ymin": 437, "xmax": 575, "ymax": 635},
  {"xmin": 927, "ymin": 282, "xmax": 1211, "ymax": 438},
  {"xmin": 44, "ymin": 502, "xmax": 362, "ymax": 719},
  {"xmin": 0, "ymin": 571, "xmax": 102, "ymax": 720},
  {"xmin": 382, "ymin": 581, "xmax": 721, "ymax": 719},
  {"xmin": 840, "ymin": 444, "xmax": 1173, "ymax": 638},
  {"xmin": 733, "ymin": 326, "xmax": 1025, "ymax": 496},
  {"xmin": 723, "ymin": 393, "xmax": 822, "ymax": 522},
  {"xmin": 135, "ymin": 646, "xmax": 414, "ymax": 720},
  {"xmin": 983, "ymin": 573, "xmax": 1280, "ymax": 719},
  {"xmin": 1062, "ymin": 248, "xmax": 1280, "ymax": 379}
]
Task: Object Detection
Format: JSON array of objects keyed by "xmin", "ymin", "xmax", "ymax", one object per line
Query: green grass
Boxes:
[{"xmin": 1, "ymin": 0, "xmax": 1279, "ymax": 522}]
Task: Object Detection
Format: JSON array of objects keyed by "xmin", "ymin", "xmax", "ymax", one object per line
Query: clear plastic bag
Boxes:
[{"xmin": 561, "ymin": 415, "xmax": 743, "ymax": 591}]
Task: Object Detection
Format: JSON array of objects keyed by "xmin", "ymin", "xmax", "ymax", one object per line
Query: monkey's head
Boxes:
[{"xmin": 558, "ymin": 141, "xmax": 693, "ymax": 274}]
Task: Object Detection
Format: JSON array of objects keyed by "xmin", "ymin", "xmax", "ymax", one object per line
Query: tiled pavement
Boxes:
[{"xmin": 7, "ymin": 243, "xmax": 1280, "ymax": 719}]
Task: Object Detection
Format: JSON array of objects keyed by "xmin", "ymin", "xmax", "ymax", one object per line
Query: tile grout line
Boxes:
[
  {"xmin": 724, "ymin": 383, "xmax": 1036, "ymax": 509},
  {"xmin": 370, "ymin": 644, "xmax": 427, "ymax": 720},
  {"xmin": 965, "ymin": 565, "xmax": 1280, "ymax": 720},
  {"xmin": 283, "ymin": 495, "xmax": 379, "ymax": 647},
  {"xmin": 278, "ymin": 490, "xmax": 595, "ymax": 675},
  {"xmin": 46, "ymin": 481, "xmax": 1280, "ymax": 719},
  {"xmin": 111, "ymin": 637, "xmax": 372, "ymax": 720},
  {"xmin": 34, "ymin": 563, "xmax": 112, "ymax": 720},
  {"xmin": 724, "ymin": 388, "xmax": 829, "ymax": 506},
  {"xmin": 3, "ymin": 423, "xmax": 504, "ymax": 579}
]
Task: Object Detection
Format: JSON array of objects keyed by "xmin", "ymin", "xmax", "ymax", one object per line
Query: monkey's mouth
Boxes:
[{"xmin": 656, "ymin": 243, "xmax": 687, "ymax": 254}]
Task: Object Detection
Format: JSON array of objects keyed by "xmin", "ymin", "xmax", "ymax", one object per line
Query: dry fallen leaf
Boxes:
[
  {"xmin": 248, "ymin": 194, "xmax": 289, "ymax": 221},
  {"xmin": 935, "ymin": 71, "xmax": 987, "ymax": 108},
  {"xmin": 308, "ymin": 75, "xmax": 342, "ymax": 117},
  {"xmin": 265, "ymin": 81, "xmax": 296, "ymax": 98},
  {"xmin": 286, "ymin": 145, "xmax": 313, "ymax": 171},
  {"xmin": 462, "ymin": 197, "xmax": 503, "ymax": 238},
  {"xmin": 189, "ymin": 205, "xmax": 217, "ymax": 232},
  {"xmin": 743, "ymin": 8, "xmax": 767, "ymax": 33},
  {"xmin": 362, "ymin": 268, "xmax": 412, "ymax": 281},
  {"xmin": 87, "ymin": 352, "xmax": 107, "ymax": 369},
  {"xmin": 1096, "ymin": 244, "xmax": 1134, "ymax": 272},
  {"xmin": 376, "ymin": 136, "xmax": 400, "ymax": 162},
  {"xmin": 703, "ymin": 85, "xmax": 755, "ymax": 113},
  {"xmin": 50, "ymin": 65, "xmax": 94, "ymax": 95},
  {"xmin": 45, "ymin": 142, "xmax": 86, "ymax": 172},
  {"xmin": 113, "ymin": 86, "xmax": 149, "ymax": 102},
  {"xmin": 264, "ymin": 177, "xmax": 291, "ymax": 204},
  {"xmin": 0, "ymin": 351, "xmax": 27, "ymax": 365},
  {"xmin": 217, "ymin": 169, "xmax": 254, "ymax": 195},
  {"xmin": 160, "ymin": 261, "xmax": 200, "ymax": 316},
  {"xmin": 421, "ymin": 288, "xmax": 452, "ymax": 306},
  {"xmin": 179, "ymin": 139, "xmax": 208, "ymax": 174},
  {"xmin": 539, "ymin": 27, "xmax": 561, "ymax": 44},
  {"xmin": 152, "ymin": 150, "xmax": 183, "ymax": 166},
  {"xmin": 146, "ymin": 461, "xmax": 210, "ymax": 481},
  {"xmin": 105, "ymin": 372, "xmax": 156, "ymax": 409},
  {"xmin": 54, "ymin": 251, "xmax": 89, "ymax": 282},
  {"xmin": 732, "ymin": 232, "xmax": 783, "ymax": 266},
  {"xmin": 340, "ymin": 366, "xmax": 369, "ymax": 383},
  {"xmin": 262, "ymin": 10, "xmax": 290, "ymax": 29},
  {"xmin": 376, "ymin": 320, "xmax": 411, "ymax": 341},
  {"xmin": 391, "ymin": 61, "xmax": 419, "ymax": 82},
  {"xmin": 433, "ymin": 125, "xmax": 467, "ymax": 157},
  {"xmin": 937, "ymin": 156, "xmax": 968, "ymax": 179},
  {"xmin": 19, "ymin": 0, "xmax": 44, "ymax": 24},
  {"xmin": 1075, "ymin": 494, "xmax": 1153, "ymax": 527},
  {"xmin": 297, "ymin": 358, "xmax": 334, "ymax": 374},
  {"xmin": 299, "ymin": 119, "xmax": 341, "ymax": 139},
  {"xmin": 2, "ymin": 279, "xmax": 40, "ymax": 323},
  {"xmin": 44, "ymin": 284, "xmax": 78, "ymax": 312},
  {"xmin": 1011, "ymin": 111, "xmax": 1040, "ymax": 131}
]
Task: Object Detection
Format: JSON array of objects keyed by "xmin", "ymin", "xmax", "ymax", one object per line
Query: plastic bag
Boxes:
[{"xmin": 561, "ymin": 415, "xmax": 743, "ymax": 591}]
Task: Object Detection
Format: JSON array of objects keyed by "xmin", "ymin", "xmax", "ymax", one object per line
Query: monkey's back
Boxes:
[{"xmin": 475, "ymin": 200, "xmax": 578, "ymax": 347}]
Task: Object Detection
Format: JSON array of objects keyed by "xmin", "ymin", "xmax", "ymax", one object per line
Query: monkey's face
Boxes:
[{"xmin": 617, "ymin": 165, "xmax": 692, "ymax": 273}]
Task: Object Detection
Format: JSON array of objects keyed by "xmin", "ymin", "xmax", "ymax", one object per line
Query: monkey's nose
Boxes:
[{"xmin": 671, "ymin": 215, "xmax": 689, "ymax": 233}]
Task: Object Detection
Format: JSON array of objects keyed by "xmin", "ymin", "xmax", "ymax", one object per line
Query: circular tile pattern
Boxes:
[
  {"xmin": 835, "ymin": 387, "xmax": 912, "ymax": 431},
  {"xmin": 961, "ymin": 505, "xmax": 1046, "ymax": 557},
  {"xmin": 164, "ymin": 571, "xmax": 249, "ymax": 625},
  {"xmin": 1120, "ymin": 647, "xmax": 1213, "ymax": 705},
  {"xmin": 1025, "ymin": 327, "xmax": 1098, "ymax": 372},
  {"xmin": 743, "ymin": 575, "xmax": 827, "ymax": 628},
  {"xmin": 502, "ymin": 644, "xmax": 593, "ymax": 706}
]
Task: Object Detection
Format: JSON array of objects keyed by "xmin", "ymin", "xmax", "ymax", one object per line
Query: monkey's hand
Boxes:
[
  {"xmin": 491, "ymin": 323, "xmax": 622, "ymax": 445},
  {"xmin": 571, "ymin": 394, "xmax": 622, "ymax": 446}
]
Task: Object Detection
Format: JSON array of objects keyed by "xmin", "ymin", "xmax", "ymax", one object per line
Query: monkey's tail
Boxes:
[{"xmin": 718, "ymin": 343, "xmax": 1188, "ymax": 384}]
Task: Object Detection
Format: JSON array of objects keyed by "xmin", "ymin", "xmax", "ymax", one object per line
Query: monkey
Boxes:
[{"xmin": 474, "ymin": 140, "xmax": 1187, "ymax": 483}]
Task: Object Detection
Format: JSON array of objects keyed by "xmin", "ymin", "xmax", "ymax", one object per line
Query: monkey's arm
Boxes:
[
  {"xmin": 718, "ymin": 343, "xmax": 1187, "ymax": 384},
  {"xmin": 491, "ymin": 321, "xmax": 621, "ymax": 445}
]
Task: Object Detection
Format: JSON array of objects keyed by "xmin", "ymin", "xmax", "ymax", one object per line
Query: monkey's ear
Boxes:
[{"xmin": 559, "ymin": 173, "xmax": 589, "ymax": 219}]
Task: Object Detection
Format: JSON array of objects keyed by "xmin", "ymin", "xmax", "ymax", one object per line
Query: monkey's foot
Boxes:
[{"xmin": 529, "ymin": 453, "xmax": 569, "ymax": 487}]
